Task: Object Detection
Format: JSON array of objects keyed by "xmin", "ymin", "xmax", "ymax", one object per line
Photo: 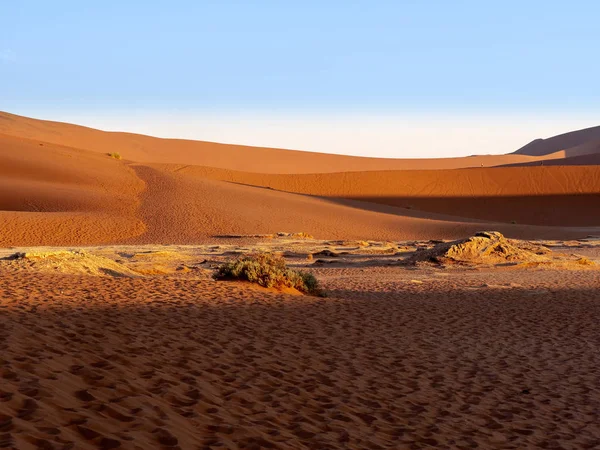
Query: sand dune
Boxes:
[
  {"xmin": 0, "ymin": 111, "xmax": 541, "ymax": 173},
  {"xmin": 150, "ymin": 163, "xmax": 600, "ymax": 227},
  {"xmin": 0, "ymin": 134, "xmax": 145, "ymax": 245},
  {"xmin": 514, "ymin": 125, "xmax": 600, "ymax": 157},
  {"xmin": 129, "ymin": 163, "xmax": 592, "ymax": 244},
  {"xmin": 500, "ymin": 152, "xmax": 600, "ymax": 167},
  {"xmin": 0, "ymin": 133, "xmax": 486, "ymax": 245},
  {"xmin": 1, "ymin": 112, "xmax": 599, "ymax": 246}
]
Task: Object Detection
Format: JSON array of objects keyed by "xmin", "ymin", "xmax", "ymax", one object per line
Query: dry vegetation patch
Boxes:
[{"xmin": 214, "ymin": 253, "xmax": 324, "ymax": 296}]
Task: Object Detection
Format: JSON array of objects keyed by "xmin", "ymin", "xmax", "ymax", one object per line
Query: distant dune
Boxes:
[
  {"xmin": 1, "ymin": 111, "xmax": 599, "ymax": 246},
  {"xmin": 513, "ymin": 125, "xmax": 600, "ymax": 157},
  {"xmin": 0, "ymin": 111, "xmax": 544, "ymax": 173},
  {"xmin": 500, "ymin": 152, "xmax": 600, "ymax": 168}
]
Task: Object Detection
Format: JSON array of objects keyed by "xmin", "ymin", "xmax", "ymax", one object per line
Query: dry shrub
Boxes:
[{"xmin": 215, "ymin": 253, "xmax": 324, "ymax": 296}]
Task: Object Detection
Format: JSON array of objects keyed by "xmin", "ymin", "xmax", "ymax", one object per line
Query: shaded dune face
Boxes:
[
  {"xmin": 153, "ymin": 164, "xmax": 600, "ymax": 227},
  {"xmin": 1, "ymin": 112, "xmax": 599, "ymax": 246},
  {"xmin": 500, "ymin": 150, "xmax": 600, "ymax": 167}
]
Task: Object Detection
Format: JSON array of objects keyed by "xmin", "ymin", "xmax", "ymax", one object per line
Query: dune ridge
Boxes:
[{"xmin": 0, "ymin": 111, "xmax": 549, "ymax": 173}]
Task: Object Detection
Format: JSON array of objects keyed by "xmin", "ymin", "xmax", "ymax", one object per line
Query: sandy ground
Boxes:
[{"xmin": 1, "ymin": 239, "xmax": 600, "ymax": 449}]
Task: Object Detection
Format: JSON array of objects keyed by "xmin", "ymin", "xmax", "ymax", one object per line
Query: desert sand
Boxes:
[
  {"xmin": 2, "ymin": 112, "xmax": 600, "ymax": 449},
  {"xmin": 1, "ymin": 237, "xmax": 600, "ymax": 449}
]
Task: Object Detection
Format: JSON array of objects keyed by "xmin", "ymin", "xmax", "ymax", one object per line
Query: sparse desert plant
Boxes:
[
  {"xmin": 107, "ymin": 152, "xmax": 122, "ymax": 160},
  {"xmin": 298, "ymin": 271, "xmax": 320, "ymax": 294},
  {"xmin": 214, "ymin": 253, "xmax": 325, "ymax": 296}
]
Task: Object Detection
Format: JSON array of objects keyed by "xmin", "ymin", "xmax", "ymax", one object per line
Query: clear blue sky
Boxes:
[
  {"xmin": 2, "ymin": 1, "xmax": 599, "ymax": 113},
  {"xmin": 1, "ymin": 2, "xmax": 599, "ymax": 157}
]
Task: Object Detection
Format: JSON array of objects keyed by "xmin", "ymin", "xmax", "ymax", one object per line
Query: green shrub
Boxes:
[
  {"xmin": 215, "ymin": 253, "xmax": 325, "ymax": 296},
  {"xmin": 107, "ymin": 152, "xmax": 122, "ymax": 160}
]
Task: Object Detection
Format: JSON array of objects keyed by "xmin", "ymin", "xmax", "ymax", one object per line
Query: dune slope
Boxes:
[
  {"xmin": 0, "ymin": 134, "xmax": 145, "ymax": 246},
  {"xmin": 152, "ymin": 164, "xmax": 600, "ymax": 227}
]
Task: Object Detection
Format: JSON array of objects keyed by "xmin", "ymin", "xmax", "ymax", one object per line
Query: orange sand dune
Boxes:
[
  {"xmin": 0, "ymin": 134, "xmax": 146, "ymax": 245},
  {"xmin": 0, "ymin": 133, "xmax": 493, "ymax": 245},
  {"xmin": 1, "ymin": 113, "xmax": 600, "ymax": 246},
  {"xmin": 1, "ymin": 135, "xmax": 595, "ymax": 245},
  {"xmin": 0, "ymin": 111, "xmax": 541, "ymax": 173},
  {"xmin": 128, "ymin": 163, "xmax": 583, "ymax": 244},
  {"xmin": 153, "ymin": 163, "xmax": 600, "ymax": 227}
]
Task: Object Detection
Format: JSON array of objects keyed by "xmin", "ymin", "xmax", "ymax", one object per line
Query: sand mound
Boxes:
[
  {"xmin": 2, "ymin": 250, "xmax": 139, "ymax": 277},
  {"xmin": 408, "ymin": 231, "xmax": 552, "ymax": 265}
]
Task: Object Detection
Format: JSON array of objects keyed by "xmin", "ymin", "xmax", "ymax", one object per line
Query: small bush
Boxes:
[
  {"xmin": 299, "ymin": 271, "xmax": 320, "ymax": 293},
  {"xmin": 107, "ymin": 152, "xmax": 122, "ymax": 160},
  {"xmin": 215, "ymin": 253, "xmax": 324, "ymax": 296}
]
